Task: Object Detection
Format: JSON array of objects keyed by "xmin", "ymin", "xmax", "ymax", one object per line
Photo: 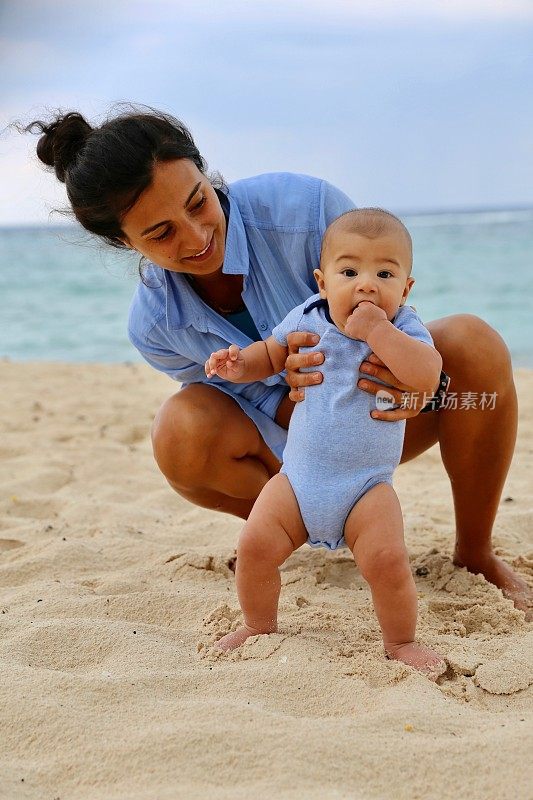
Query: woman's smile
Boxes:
[{"xmin": 182, "ymin": 233, "xmax": 215, "ymax": 263}]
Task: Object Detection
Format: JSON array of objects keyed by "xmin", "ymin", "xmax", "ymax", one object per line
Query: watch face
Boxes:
[{"xmin": 420, "ymin": 372, "xmax": 450, "ymax": 413}]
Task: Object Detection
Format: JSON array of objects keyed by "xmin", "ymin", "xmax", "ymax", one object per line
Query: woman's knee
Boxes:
[
  {"xmin": 151, "ymin": 390, "xmax": 218, "ymax": 485},
  {"xmin": 429, "ymin": 314, "xmax": 513, "ymax": 386}
]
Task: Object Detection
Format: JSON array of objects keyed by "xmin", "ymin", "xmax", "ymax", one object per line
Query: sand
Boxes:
[{"xmin": 0, "ymin": 360, "xmax": 532, "ymax": 800}]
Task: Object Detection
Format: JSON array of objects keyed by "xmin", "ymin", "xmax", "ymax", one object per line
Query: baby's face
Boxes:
[{"xmin": 313, "ymin": 229, "xmax": 414, "ymax": 333}]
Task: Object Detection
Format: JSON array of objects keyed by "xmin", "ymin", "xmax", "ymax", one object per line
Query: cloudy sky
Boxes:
[{"xmin": 1, "ymin": 0, "xmax": 532, "ymax": 224}]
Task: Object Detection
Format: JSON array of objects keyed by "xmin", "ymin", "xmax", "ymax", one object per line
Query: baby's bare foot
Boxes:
[
  {"xmin": 215, "ymin": 624, "xmax": 272, "ymax": 652},
  {"xmin": 385, "ymin": 642, "xmax": 447, "ymax": 681}
]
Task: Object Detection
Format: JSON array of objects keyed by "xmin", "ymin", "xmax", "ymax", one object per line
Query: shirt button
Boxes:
[{"xmin": 259, "ymin": 322, "xmax": 268, "ymax": 331}]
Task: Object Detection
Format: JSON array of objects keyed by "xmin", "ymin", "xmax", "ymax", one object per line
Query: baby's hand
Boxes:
[
  {"xmin": 344, "ymin": 302, "xmax": 388, "ymax": 342},
  {"xmin": 205, "ymin": 344, "xmax": 245, "ymax": 381}
]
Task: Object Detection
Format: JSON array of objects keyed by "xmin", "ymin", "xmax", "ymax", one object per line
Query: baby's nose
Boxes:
[{"xmin": 355, "ymin": 276, "xmax": 377, "ymax": 293}]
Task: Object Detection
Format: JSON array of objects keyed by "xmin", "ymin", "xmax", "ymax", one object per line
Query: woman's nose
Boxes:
[{"xmin": 181, "ymin": 219, "xmax": 207, "ymax": 252}]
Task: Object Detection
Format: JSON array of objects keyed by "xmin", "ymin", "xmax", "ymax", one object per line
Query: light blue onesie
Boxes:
[{"xmin": 272, "ymin": 294, "xmax": 435, "ymax": 551}]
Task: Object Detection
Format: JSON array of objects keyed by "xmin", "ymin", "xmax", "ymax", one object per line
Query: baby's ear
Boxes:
[
  {"xmin": 313, "ymin": 268, "xmax": 327, "ymax": 298},
  {"xmin": 400, "ymin": 276, "xmax": 415, "ymax": 304}
]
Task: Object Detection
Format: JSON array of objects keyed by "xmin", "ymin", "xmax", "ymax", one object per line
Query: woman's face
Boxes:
[{"xmin": 120, "ymin": 159, "xmax": 226, "ymax": 278}]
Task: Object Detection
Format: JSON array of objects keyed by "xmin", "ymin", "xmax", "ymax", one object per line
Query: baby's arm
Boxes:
[
  {"xmin": 345, "ymin": 302, "xmax": 442, "ymax": 393},
  {"xmin": 205, "ymin": 336, "xmax": 288, "ymax": 383}
]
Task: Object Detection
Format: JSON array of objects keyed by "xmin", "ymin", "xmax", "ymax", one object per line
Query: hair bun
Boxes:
[{"xmin": 28, "ymin": 112, "xmax": 92, "ymax": 183}]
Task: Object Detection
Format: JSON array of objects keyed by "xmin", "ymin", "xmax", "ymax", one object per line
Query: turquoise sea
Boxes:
[{"xmin": 1, "ymin": 208, "xmax": 533, "ymax": 366}]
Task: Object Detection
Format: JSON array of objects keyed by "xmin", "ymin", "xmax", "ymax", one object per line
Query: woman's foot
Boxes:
[
  {"xmin": 215, "ymin": 624, "xmax": 273, "ymax": 652},
  {"xmin": 454, "ymin": 550, "xmax": 533, "ymax": 620},
  {"xmin": 385, "ymin": 642, "xmax": 447, "ymax": 680}
]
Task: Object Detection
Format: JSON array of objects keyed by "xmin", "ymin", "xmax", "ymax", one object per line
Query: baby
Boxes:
[{"xmin": 205, "ymin": 208, "xmax": 446, "ymax": 677}]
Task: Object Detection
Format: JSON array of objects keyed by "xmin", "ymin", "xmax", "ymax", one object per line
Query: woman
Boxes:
[{"xmin": 27, "ymin": 107, "xmax": 531, "ymax": 616}]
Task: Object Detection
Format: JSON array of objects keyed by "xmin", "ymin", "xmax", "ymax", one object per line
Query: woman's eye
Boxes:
[
  {"xmin": 149, "ymin": 197, "xmax": 205, "ymax": 243},
  {"xmin": 152, "ymin": 228, "xmax": 171, "ymax": 242},
  {"xmin": 191, "ymin": 196, "xmax": 206, "ymax": 212}
]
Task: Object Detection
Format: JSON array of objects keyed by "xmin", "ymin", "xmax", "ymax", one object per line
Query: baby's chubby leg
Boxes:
[
  {"xmin": 344, "ymin": 483, "xmax": 446, "ymax": 679},
  {"xmin": 216, "ymin": 474, "xmax": 308, "ymax": 651}
]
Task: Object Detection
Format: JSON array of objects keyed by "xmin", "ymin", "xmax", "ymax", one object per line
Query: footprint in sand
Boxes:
[
  {"xmin": 4, "ymin": 619, "xmax": 119, "ymax": 671},
  {"xmin": 6, "ymin": 497, "xmax": 61, "ymax": 521},
  {"xmin": 0, "ymin": 445, "xmax": 24, "ymax": 459},
  {"xmin": 0, "ymin": 538, "xmax": 24, "ymax": 552},
  {"xmin": 315, "ymin": 557, "xmax": 360, "ymax": 590},
  {"xmin": 166, "ymin": 551, "xmax": 236, "ymax": 579},
  {"xmin": 110, "ymin": 425, "xmax": 149, "ymax": 445},
  {"xmin": 7, "ymin": 468, "xmax": 72, "ymax": 496}
]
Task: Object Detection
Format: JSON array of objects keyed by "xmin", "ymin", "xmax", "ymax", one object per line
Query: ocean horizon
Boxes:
[{"xmin": 2, "ymin": 206, "xmax": 533, "ymax": 367}]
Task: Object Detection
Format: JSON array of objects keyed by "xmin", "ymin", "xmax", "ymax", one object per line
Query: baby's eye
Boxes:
[
  {"xmin": 378, "ymin": 270, "xmax": 393, "ymax": 278},
  {"xmin": 342, "ymin": 268, "xmax": 357, "ymax": 277}
]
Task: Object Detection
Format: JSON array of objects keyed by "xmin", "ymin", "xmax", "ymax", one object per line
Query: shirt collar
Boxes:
[
  {"xmin": 163, "ymin": 270, "xmax": 204, "ymax": 331},
  {"xmin": 221, "ymin": 191, "xmax": 250, "ymax": 277}
]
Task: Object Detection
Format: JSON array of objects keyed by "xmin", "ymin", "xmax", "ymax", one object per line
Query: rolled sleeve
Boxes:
[{"xmin": 128, "ymin": 322, "xmax": 205, "ymax": 383}]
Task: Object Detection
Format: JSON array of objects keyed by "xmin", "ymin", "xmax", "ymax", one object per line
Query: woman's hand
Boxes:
[
  {"xmin": 284, "ymin": 331, "xmax": 324, "ymax": 402},
  {"xmin": 358, "ymin": 354, "xmax": 432, "ymax": 421}
]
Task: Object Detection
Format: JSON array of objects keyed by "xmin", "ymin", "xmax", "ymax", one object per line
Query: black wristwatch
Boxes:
[{"xmin": 420, "ymin": 370, "xmax": 451, "ymax": 413}]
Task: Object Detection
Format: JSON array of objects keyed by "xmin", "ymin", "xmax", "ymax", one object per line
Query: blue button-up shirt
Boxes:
[{"xmin": 128, "ymin": 172, "xmax": 355, "ymax": 459}]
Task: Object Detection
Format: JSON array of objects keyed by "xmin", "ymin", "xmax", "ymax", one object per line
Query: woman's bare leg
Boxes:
[
  {"xmin": 399, "ymin": 315, "xmax": 530, "ymax": 615},
  {"xmin": 344, "ymin": 483, "xmax": 445, "ymax": 678},
  {"xmin": 215, "ymin": 474, "xmax": 308, "ymax": 650},
  {"xmin": 151, "ymin": 384, "xmax": 283, "ymax": 519}
]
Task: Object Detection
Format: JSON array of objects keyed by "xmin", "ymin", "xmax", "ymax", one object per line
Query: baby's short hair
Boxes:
[{"xmin": 321, "ymin": 207, "xmax": 412, "ymax": 272}]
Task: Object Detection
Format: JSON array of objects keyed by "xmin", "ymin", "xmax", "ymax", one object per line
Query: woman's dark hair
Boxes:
[{"xmin": 25, "ymin": 105, "xmax": 222, "ymax": 250}]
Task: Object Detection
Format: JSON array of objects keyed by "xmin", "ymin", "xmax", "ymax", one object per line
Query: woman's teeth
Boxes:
[
  {"xmin": 194, "ymin": 241, "xmax": 210, "ymax": 257},
  {"xmin": 184, "ymin": 235, "xmax": 214, "ymax": 262}
]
